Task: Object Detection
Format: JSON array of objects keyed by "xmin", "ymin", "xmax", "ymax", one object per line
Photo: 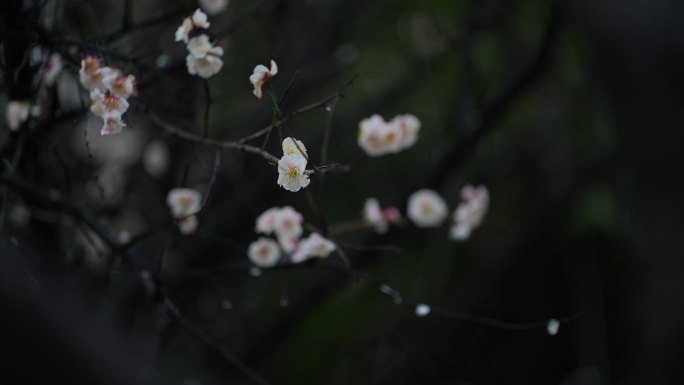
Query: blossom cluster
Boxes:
[
  {"xmin": 175, "ymin": 9, "xmax": 224, "ymax": 78},
  {"xmin": 166, "ymin": 188, "xmax": 202, "ymax": 235},
  {"xmin": 365, "ymin": 185, "xmax": 489, "ymax": 241},
  {"xmin": 358, "ymin": 114, "xmax": 421, "ymax": 156},
  {"xmin": 79, "ymin": 55, "xmax": 137, "ymax": 136},
  {"xmin": 277, "ymin": 137, "xmax": 311, "ymax": 192},
  {"xmin": 249, "ymin": 206, "xmax": 336, "ymax": 267}
]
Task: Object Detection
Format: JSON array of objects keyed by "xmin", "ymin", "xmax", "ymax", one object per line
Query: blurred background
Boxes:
[{"xmin": 1, "ymin": 0, "xmax": 684, "ymax": 384}]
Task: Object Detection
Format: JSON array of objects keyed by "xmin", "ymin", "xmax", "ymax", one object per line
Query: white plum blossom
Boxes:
[
  {"xmin": 291, "ymin": 233, "xmax": 336, "ymax": 264},
  {"xmin": 179, "ymin": 215, "xmax": 199, "ymax": 235},
  {"xmin": 407, "ymin": 189, "xmax": 448, "ymax": 227},
  {"xmin": 449, "ymin": 184, "xmax": 489, "ymax": 241},
  {"xmin": 248, "ymin": 237, "xmax": 281, "ymax": 268},
  {"xmin": 101, "ymin": 110, "xmax": 126, "ymax": 136},
  {"xmin": 5, "ymin": 101, "xmax": 31, "ymax": 131},
  {"xmin": 199, "ymin": 0, "xmax": 229, "ymax": 15},
  {"xmin": 277, "ymin": 235, "xmax": 298, "ymax": 254},
  {"xmin": 363, "ymin": 198, "xmax": 402, "ymax": 234},
  {"xmin": 250, "ymin": 60, "xmax": 278, "ymax": 99},
  {"xmin": 277, "ymin": 154, "xmax": 310, "ymax": 192},
  {"xmin": 175, "ymin": 9, "xmax": 210, "ymax": 44},
  {"xmin": 282, "ymin": 137, "xmax": 307, "ymax": 157},
  {"xmin": 44, "ymin": 53, "xmax": 63, "ymax": 86},
  {"xmin": 391, "ymin": 113, "xmax": 421, "ymax": 149},
  {"xmin": 166, "ymin": 188, "xmax": 202, "ymax": 218}
]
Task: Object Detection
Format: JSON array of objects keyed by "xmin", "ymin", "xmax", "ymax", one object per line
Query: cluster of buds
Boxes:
[
  {"xmin": 166, "ymin": 188, "xmax": 202, "ymax": 235},
  {"xmin": 358, "ymin": 114, "xmax": 421, "ymax": 156},
  {"xmin": 79, "ymin": 55, "xmax": 137, "ymax": 135},
  {"xmin": 449, "ymin": 185, "xmax": 489, "ymax": 241},
  {"xmin": 277, "ymin": 137, "xmax": 311, "ymax": 192},
  {"xmin": 363, "ymin": 198, "xmax": 401, "ymax": 234},
  {"xmin": 175, "ymin": 9, "xmax": 223, "ymax": 78},
  {"xmin": 249, "ymin": 206, "xmax": 336, "ymax": 268}
]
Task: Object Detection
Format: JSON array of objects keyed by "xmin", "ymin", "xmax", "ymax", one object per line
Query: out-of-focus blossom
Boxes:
[
  {"xmin": 358, "ymin": 114, "xmax": 421, "ymax": 156},
  {"xmin": 101, "ymin": 110, "xmax": 125, "ymax": 136},
  {"xmin": 277, "ymin": 235, "xmax": 298, "ymax": 254},
  {"xmin": 44, "ymin": 53, "xmax": 63, "ymax": 86},
  {"xmin": 79, "ymin": 56, "xmax": 115, "ymax": 91},
  {"xmin": 449, "ymin": 184, "xmax": 489, "ymax": 241},
  {"xmin": 357, "ymin": 114, "xmax": 403, "ymax": 156},
  {"xmin": 248, "ymin": 237, "xmax": 281, "ymax": 268},
  {"xmin": 391, "ymin": 113, "xmax": 421, "ymax": 149},
  {"xmin": 255, "ymin": 207, "xmax": 279, "ymax": 234},
  {"xmin": 363, "ymin": 198, "xmax": 402, "ymax": 234},
  {"xmin": 277, "ymin": 154, "xmax": 310, "ymax": 192},
  {"xmin": 103, "ymin": 72, "xmax": 137, "ymax": 98},
  {"xmin": 185, "ymin": 35, "xmax": 224, "ymax": 78},
  {"xmin": 89, "ymin": 89, "xmax": 129, "ymax": 117},
  {"xmin": 199, "ymin": 0, "xmax": 229, "ymax": 15},
  {"xmin": 143, "ymin": 141, "xmax": 170, "ymax": 177},
  {"xmin": 282, "ymin": 137, "xmax": 307, "ymax": 157},
  {"xmin": 179, "ymin": 215, "xmax": 199, "ymax": 235},
  {"xmin": 5, "ymin": 101, "xmax": 31, "ymax": 131},
  {"xmin": 291, "ymin": 233, "xmax": 336, "ymax": 264},
  {"xmin": 415, "ymin": 303, "xmax": 431, "ymax": 317},
  {"xmin": 407, "ymin": 189, "xmax": 448, "ymax": 227},
  {"xmin": 273, "ymin": 206, "xmax": 303, "ymax": 240},
  {"xmin": 175, "ymin": 9, "xmax": 210, "ymax": 44},
  {"xmin": 250, "ymin": 60, "xmax": 278, "ymax": 99},
  {"xmin": 167, "ymin": 188, "xmax": 202, "ymax": 218},
  {"xmin": 546, "ymin": 319, "xmax": 560, "ymax": 336}
]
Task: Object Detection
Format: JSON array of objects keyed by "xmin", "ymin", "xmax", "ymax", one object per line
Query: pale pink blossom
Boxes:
[
  {"xmin": 250, "ymin": 60, "xmax": 278, "ymax": 99},
  {"xmin": 179, "ymin": 215, "xmax": 199, "ymax": 235},
  {"xmin": 175, "ymin": 9, "xmax": 210, "ymax": 44},
  {"xmin": 166, "ymin": 188, "xmax": 202, "ymax": 218},
  {"xmin": 391, "ymin": 113, "xmax": 421, "ymax": 149},
  {"xmin": 143, "ymin": 141, "xmax": 170, "ymax": 177},
  {"xmin": 103, "ymin": 72, "xmax": 137, "ymax": 98},
  {"xmin": 248, "ymin": 237, "xmax": 281, "ymax": 268},
  {"xmin": 79, "ymin": 56, "xmax": 115, "ymax": 91},
  {"xmin": 44, "ymin": 53, "xmax": 63, "ymax": 86},
  {"xmin": 255, "ymin": 207, "xmax": 279, "ymax": 234},
  {"xmin": 277, "ymin": 154, "xmax": 310, "ymax": 192},
  {"xmin": 407, "ymin": 189, "xmax": 448, "ymax": 227},
  {"xmin": 277, "ymin": 235, "xmax": 298, "ymax": 254},
  {"xmin": 291, "ymin": 233, "xmax": 336, "ymax": 264},
  {"xmin": 5, "ymin": 101, "xmax": 31, "ymax": 131},
  {"xmin": 363, "ymin": 198, "xmax": 402, "ymax": 234},
  {"xmin": 100, "ymin": 110, "xmax": 125, "ymax": 136},
  {"xmin": 273, "ymin": 206, "xmax": 303, "ymax": 240},
  {"xmin": 89, "ymin": 89, "xmax": 129, "ymax": 117},
  {"xmin": 449, "ymin": 185, "xmax": 489, "ymax": 241}
]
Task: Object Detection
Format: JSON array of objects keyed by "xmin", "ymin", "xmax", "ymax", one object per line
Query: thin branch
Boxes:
[
  {"xmin": 149, "ymin": 111, "xmax": 280, "ymax": 164},
  {"xmin": 163, "ymin": 298, "xmax": 273, "ymax": 385}
]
